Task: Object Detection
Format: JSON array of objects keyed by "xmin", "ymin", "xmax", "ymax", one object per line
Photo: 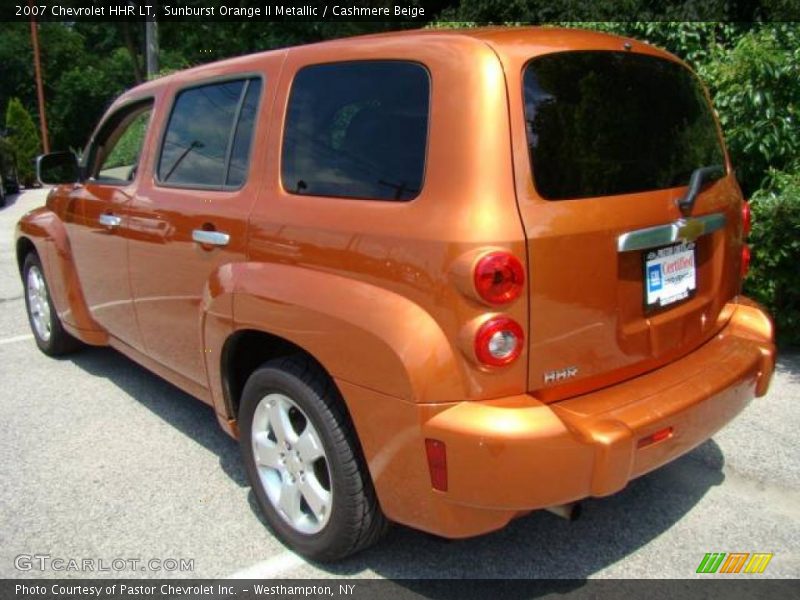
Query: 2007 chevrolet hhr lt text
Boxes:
[{"xmin": 17, "ymin": 27, "xmax": 776, "ymax": 560}]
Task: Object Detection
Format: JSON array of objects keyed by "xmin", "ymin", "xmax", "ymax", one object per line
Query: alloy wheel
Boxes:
[
  {"xmin": 26, "ymin": 265, "xmax": 52, "ymax": 342},
  {"xmin": 251, "ymin": 393, "xmax": 333, "ymax": 534}
]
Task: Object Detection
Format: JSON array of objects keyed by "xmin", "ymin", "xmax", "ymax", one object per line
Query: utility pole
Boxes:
[
  {"xmin": 29, "ymin": 13, "xmax": 50, "ymax": 153},
  {"xmin": 145, "ymin": 1, "xmax": 159, "ymax": 79}
]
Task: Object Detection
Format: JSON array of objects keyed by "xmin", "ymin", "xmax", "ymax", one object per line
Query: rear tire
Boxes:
[
  {"xmin": 22, "ymin": 252, "xmax": 82, "ymax": 356},
  {"xmin": 239, "ymin": 356, "xmax": 388, "ymax": 561}
]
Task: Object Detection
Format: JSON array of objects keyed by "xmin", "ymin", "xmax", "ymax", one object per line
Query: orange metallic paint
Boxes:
[
  {"xmin": 351, "ymin": 299, "xmax": 773, "ymax": 537},
  {"xmin": 15, "ymin": 27, "xmax": 776, "ymax": 540},
  {"xmin": 16, "ymin": 204, "xmax": 108, "ymax": 344},
  {"xmin": 477, "ymin": 28, "xmax": 746, "ymax": 398},
  {"xmin": 66, "ymin": 182, "xmax": 145, "ymax": 350}
]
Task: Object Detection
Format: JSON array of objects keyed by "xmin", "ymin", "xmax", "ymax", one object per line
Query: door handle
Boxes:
[
  {"xmin": 99, "ymin": 213, "xmax": 122, "ymax": 229},
  {"xmin": 192, "ymin": 229, "xmax": 230, "ymax": 247}
]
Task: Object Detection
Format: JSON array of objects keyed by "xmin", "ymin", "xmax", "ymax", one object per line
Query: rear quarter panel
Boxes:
[{"xmin": 237, "ymin": 34, "xmax": 529, "ymax": 404}]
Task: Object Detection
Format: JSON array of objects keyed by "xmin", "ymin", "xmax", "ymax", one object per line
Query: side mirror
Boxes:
[{"xmin": 37, "ymin": 151, "xmax": 80, "ymax": 185}]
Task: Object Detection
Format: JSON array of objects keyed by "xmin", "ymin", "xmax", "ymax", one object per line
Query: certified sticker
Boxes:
[{"xmin": 644, "ymin": 242, "xmax": 696, "ymax": 309}]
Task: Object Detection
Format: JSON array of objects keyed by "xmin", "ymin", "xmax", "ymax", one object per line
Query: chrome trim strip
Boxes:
[
  {"xmin": 192, "ymin": 229, "xmax": 230, "ymax": 247},
  {"xmin": 617, "ymin": 213, "xmax": 726, "ymax": 252}
]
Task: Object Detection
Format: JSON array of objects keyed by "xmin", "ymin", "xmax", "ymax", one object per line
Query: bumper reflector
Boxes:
[
  {"xmin": 637, "ymin": 426, "xmax": 674, "ymax": 449},
  {"xmin": 425, "ymin": 438, "xmax": 448, "ymax": 491}
]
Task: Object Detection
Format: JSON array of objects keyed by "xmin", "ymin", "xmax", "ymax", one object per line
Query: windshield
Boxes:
[{"xmin": 523, "ymin": 51, "xmax": 726, "ymax": 200}]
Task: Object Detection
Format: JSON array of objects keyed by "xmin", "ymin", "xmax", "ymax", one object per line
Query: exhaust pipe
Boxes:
[{"xmin": 545, "ymin": 502, "xmax": 582, "ymax": 521}]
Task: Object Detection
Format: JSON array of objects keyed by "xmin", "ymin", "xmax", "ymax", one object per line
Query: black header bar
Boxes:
[{"xmin": 1, "ymin": 0, "xmax": 799, "ymax": 22}]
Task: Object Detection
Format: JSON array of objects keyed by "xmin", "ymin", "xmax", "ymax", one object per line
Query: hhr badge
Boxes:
[{"xmin": 544, "ymin": 366, "xmax": 579, "ymax": 384}]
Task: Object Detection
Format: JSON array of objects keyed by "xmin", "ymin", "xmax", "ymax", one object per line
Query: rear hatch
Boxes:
[{"xmin": 517, "ymin": 50, "xmax": 743, "ymax": 401}]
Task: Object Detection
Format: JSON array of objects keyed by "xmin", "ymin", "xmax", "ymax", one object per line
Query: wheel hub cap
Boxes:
[
  {"xmin": 251, "ymin": 393, "xmax": 332, "ymax": 534},
  {"xmin": 26, "ymin": 265, "xmax": 52, "ymax": 342}
]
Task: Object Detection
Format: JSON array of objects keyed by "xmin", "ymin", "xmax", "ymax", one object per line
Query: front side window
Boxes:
[
  {"xmin": 90, "ymin": 102, "xmax": 153, "ymax": 183},
  {"xmin": 158, "ymin": 78, "xmax": 261, "ymax": 189},
  {"xmin": 282, "ymin": 61, "xmax": 430, "ymax": 201},
  {"xmin": 523, "ymin": 51, "xmax": 726, "ymax": 200}
]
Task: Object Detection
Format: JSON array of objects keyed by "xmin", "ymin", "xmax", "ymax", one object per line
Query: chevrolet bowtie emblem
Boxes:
[{"xmin": 676, "ymin": 218, "xmax": 706, "ymax": 243}]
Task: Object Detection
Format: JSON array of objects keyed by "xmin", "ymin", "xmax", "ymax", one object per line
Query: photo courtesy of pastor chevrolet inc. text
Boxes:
[{"xmin": 0, "ymin": 1, "xmax": 798, "ymax": 599}]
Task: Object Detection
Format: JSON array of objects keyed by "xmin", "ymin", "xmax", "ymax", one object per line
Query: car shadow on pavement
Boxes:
[
  {"xmin": 0, "ymin": 191, "xmax": 21, "ymax": 210},
  {"xmin": 319, "ymin": 441, "xmax": 725, "ymax": 584},
  {"xmin": 66, "ymin": 345, "xmax": 249, "ymax": 488},
  {"xmin": 67, "ymin": 345, "xmax": 727, "ymax": 585},
  {"xmin": 776, "ymin": 350, "xmax": 800, "ymax": 385}
]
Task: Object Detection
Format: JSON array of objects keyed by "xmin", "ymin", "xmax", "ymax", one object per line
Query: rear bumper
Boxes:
[{"xmin": 349, "ymin": 297, "xmax": 775, "ymax": 538}]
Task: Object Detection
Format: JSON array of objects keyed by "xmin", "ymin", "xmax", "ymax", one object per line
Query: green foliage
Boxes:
[
  {"xmin": 437, "ymin": 1, "xmax": 764, "ymax": 24},
  {"xmin": 5, "ymin": 98, "xmax": 40, "ymax": 186},
  {"xmin": 49, "ymin": 47, "xmax": 137, "ymax": 153},
  {"xmin": 701, "ymin": 24, "xmax": 800, "ymax": 197},
  {"xmin": 101, "ymin": 111, "xmax": 149, "ymax": 172},
  {"xmin": 745, "ymin": 168, "xmax": 800, "ymax": 346},
  {"xmin": 563, "ymin": 22, "xmax": 747, "ymax": 68},
  {"xmin": 0, "ymin": 23, "xmax": 36, "ymax": 117},
  {"xmin": 0, "ymin": 23, "xmax": 142, "ymax": 154},
  {"xmin": 0, "ymin": 136, "xmax": 12, "ymax": 158},
  {"xmin": 0, "ymin": 23, "xmax": 85, "ymax": 129},
  {"xmin": 0, "ymin": 136, "xmax": 15, "ymax": 178}
]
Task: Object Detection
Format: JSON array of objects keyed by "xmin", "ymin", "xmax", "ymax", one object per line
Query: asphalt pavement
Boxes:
[{"xmin": 1, "ymin": 188, "xmax": 798, "ymax": 580}]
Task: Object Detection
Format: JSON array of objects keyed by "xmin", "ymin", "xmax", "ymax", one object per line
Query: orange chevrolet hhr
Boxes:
[{"xmin": 17, "ymin": 27, "xmax": 775, "ymax": 560}]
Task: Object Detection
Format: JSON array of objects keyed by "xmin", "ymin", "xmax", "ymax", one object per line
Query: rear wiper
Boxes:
[{"xmin": 678, "ymin": 164, "xmax": 724, "ymax": 216}]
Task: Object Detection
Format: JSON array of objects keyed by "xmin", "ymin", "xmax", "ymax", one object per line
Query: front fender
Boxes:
[
  {"xmin": 231, "ymin": 263, "xmax": 466, "ymax": 403},
  {"xmin": 16, "ymin": 207, "xmax": 106, "ymax": 343}
]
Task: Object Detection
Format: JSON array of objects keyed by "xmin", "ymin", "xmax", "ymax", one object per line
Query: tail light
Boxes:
[
  {"xmin": 474, "ymin": 316, "xmax": 524, "ymax": 367},
  {"xmin": 473, "ymin": 252, "xmax": 524, "ymax": 305},
  {"xmin": 424, "ymin": 439, "xmax": 448, "ymax": 491},
  {"xmin": 741, "ymin": 244, "xmax": 751, "ymax": 278},
  {"xmin": 741, "ymin": 200, "xmax": 752, "ymax": 238}
]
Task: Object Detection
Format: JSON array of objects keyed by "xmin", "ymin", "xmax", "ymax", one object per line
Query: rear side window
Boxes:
[
  {"xmin": 158, "ymin": 78, "xmax": 261, "ymax": 189},
  {"xmin": 282, "ymin": 61, "xmax": 429, "ymax": 201},
  {"xmin": 523, "ymin": 51, "xmax": 726, "ymax": 200}
]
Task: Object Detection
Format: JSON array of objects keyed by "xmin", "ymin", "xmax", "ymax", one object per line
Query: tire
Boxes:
[
  {"xmin": 22, "ymin": 252, "xmax": 82, "ymax": 356},
  {"xmin": 239, "ymin": 356, "xmax": 388, "ymax": 561}
]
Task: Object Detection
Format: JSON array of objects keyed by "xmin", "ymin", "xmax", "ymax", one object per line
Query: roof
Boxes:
[{"xmin": 119, "ymin": 26, "xmax": 679, "ymax": 101}]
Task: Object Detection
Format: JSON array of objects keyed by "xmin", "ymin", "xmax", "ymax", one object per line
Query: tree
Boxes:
[
  {"xmin": 746, "ymin": 168, "xmax": 800, "ymax": 345},
  {"xmin": 700, "ymin": 24, "xmax": 800, "ymax": 196},
  {"xmin": 5, "ymin": 97, "xmax": 41, "ymax": 187},
  {"xmin": 0, "ymin": 23, "xmax": 35, "ymax": 123},
  {"xmin": 49, "ymin": 48, "xmax": 137, "ymax": 151}
]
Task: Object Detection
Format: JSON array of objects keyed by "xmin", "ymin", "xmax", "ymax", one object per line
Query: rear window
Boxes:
[
  {"xmin": 281, "ymin": 61, "xmax": 429, "ymax": 201},
  {"xmin": 523, "ymin": 51, "xmax": 726, "ymax": 200}
]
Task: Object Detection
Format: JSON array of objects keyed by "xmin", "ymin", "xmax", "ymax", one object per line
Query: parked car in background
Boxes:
[
  {"xmin": 16, "ymin": 27, "xmax": 775, "ymax": 560},
  {"xmin": 0, "ymin": 137, "xmax": 21, "ymax": 206}
]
